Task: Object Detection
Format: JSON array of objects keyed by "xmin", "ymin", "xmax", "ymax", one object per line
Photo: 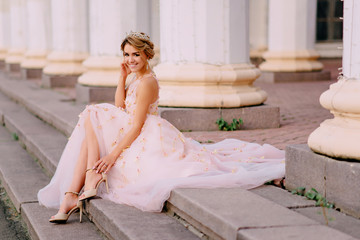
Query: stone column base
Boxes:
[
  {"xmin": 259, "ymin": 50, "xmax": 323, "ymax": 72},
  {"xmin": 42, "ymin": 73, "xmax": 79, "ymax": 88},
  {"xmin": 256, "ymin": 70, "xmax": 331, "ymax": 83},
  {"xmin": 308, "ymin": 79, "xmax": 360, "ymax": 160},
  {"xmin": 154, "ymin": 63, "xmax": 267, "ymax": 108},
  {"xmin": 159, "ymin": 104, "xmax": 279, "ymax": 131},
  {"xmin": 78, "ymin": 56, "xmax": 121, "ymax": 87},
  {"xmin": 43, "ymin": 51, "xmax": 88, "ymax": 77},
  {"xmin": 21, "ymin": 68, "xmax": 43, "ymax": 80},
  {"xmin": 76, "ymin": 83, "xmax": 116, "ymax": 104},
  {"xmin": 286, "ymin": 144, "xmax": 360, "ymax": 219}
]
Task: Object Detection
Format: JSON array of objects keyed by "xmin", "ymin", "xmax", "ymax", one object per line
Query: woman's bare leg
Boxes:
[
  {"xmin": 83, "ymin": 115, "xmax": 102, "ymax": 192},
  {"xmin": 53, "ymin": 138, "xmax": 88, "ymax": 215},
  {"xmin": 53, "ymin": 114, "xmax": 102, "ymax": 216}
]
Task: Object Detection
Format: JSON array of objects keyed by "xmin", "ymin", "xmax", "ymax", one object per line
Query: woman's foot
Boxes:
[
  {"xmin": 79, "ymin": 169, "xmax": 103, "ymax": 199},
  {"xmin": 82, "ymin": 169, "xmax": 102, "ymax": 192},
  {"xmin": 273, "ymin": 178, "xmax": 286, "ymax": 189},
  {"xmin": 50, "ymin": 192, "xmax": 79, "ymax": 220}
]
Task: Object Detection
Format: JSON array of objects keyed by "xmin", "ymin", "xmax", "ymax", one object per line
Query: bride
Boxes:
[{"xmin": 38, "ymin": 32, "xmax": 285, "ymax": 223}]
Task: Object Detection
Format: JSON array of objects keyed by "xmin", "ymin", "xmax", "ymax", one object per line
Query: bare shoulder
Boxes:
[{"xmin": 138, "ymin": 75, "xmax": 158, "ymax": 92}]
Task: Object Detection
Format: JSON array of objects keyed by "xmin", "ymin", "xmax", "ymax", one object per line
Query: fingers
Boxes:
[
  {"xmin": 93, "ymin": 159, "xmax": 101, "ymax": 170},
  {"xmin": 93, "ymin": 158, "xmax": 112, "ymax": 174}
]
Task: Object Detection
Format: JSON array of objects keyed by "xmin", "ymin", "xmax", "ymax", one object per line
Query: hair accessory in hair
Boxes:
[{"xmin": 126, "ymin": 31, "xmax": 150, "ymax": 41}]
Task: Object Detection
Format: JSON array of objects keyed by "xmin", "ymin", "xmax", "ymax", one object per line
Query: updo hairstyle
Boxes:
[{"xmin": 121, "ymin": 32, "xmax": 155, "ymax": 60}]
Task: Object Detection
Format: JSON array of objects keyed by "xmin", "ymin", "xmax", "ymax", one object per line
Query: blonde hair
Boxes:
[{"xmin": 121, "ymin": 32, "xmax": 155, "ymax": 60}]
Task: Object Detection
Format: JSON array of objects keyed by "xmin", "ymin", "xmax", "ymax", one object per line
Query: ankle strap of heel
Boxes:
[{"xmin": 64, "ymin": 191, "xmax": 79, "ymax": 196}]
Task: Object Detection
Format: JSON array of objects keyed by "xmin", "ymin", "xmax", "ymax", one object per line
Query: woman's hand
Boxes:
[
  {"xmin": 120, "ymin": 60, "xmax": 131, "ymax": 79},
  {"xmin": 94, "ymin": 154, "xmax": 117, "ymax": 174}
]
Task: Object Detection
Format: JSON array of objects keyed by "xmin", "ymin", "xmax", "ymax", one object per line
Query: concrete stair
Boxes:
[{"xmin": 1, "ymin": 75, "xmax": 360, "ymax": 240}]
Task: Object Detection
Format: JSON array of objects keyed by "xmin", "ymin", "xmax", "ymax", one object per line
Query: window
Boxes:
[{"xmin": 316, "ymin": 0, "xmax": 343, "ymax": 42}]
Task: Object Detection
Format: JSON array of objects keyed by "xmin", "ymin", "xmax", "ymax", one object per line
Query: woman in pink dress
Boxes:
[{"xmin": 38, "ymin": 32, "xmax": 285, "ymax": 223}]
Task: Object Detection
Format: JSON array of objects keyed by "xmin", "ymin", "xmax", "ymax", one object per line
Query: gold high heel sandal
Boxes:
[
  {"xmin": 79, "ymin": 169, "xmax": 109, "ymax": 201},
  {"xmin": 49, "ymin": 191, "xmax": 83, "ymax": 223}
]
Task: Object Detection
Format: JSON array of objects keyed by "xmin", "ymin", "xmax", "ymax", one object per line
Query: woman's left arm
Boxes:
[{"xmin": 94, "ymin": 77, "xmax": 158, "ymax": 173}]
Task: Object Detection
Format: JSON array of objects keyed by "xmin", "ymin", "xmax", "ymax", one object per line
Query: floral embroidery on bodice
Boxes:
[{"xmin": 124, "ymin": 76, "xmax": 159, "ymax": 116}]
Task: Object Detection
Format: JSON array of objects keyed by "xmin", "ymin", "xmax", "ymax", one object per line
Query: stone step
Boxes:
[
  {"xmin": 0, "ymin": 85, "xmax": 199, "ymax": 240},
  {"xmin": 0, "ymin": 126, "xmax": 105, "ymax": 240},
  {"xmin": 167, "ymin": 187, "xmax": 357, "ymax": 240},
  {"xmin": 250, "ymin": 185, "xmax": 360, "ymax": 240},
  {"xmin": 0, "ymin": 92, "xmax": 66, "ymax": 177},
  {"xmin": 0, "ymin": 75, "xmax": 84, "ymax": 137}
]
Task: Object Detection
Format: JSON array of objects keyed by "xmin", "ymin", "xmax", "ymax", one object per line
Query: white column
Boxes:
[
  {"xmin": 150, "ymin": 0, "xmax": 160, "ymax": 66},
  {"xmin": 154, "ymin": 0, "xmax": 266, "ymax": 108},
  {"xmin": 78, "ymin": 0, "xmax": 150, "ymax": 86},
  {"xmin": 43, "ymin": 0, "xmax": 88, "ymax": 77},
  {"xmin": 21, "ymin": 0, "xmax": 51, "ymax": 70},
  {"xmin": 0, "ymin": 0, "xmax": 10, "ymax": 65},
  {"xmin": 308, "ymin": 0, "xmax": 360, "ymax": 160},
  {"xmin": 259, "ymin": 0, "xmax": 323, "ymax": 72},
  {"xmin": 5, "ymin": 0, "xmax": 27, "ymax": 68},
  {"xmin": 249, "ymin": 0, "xmax": 268, "ymax": 58}
]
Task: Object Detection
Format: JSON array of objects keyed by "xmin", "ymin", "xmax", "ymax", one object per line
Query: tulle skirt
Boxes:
[{"xmin": 38, "ymin": 103, "xmax": 285, "ymax": 212}]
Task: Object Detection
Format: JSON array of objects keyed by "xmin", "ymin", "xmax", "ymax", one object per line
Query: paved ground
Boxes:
[{"xmin": 0, "ymin": 183, "xmax": 30, "ymax": 240}]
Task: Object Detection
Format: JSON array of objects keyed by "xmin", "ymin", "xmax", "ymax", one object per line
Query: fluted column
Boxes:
[
  {"xmin": 78, "ymin": 0, "xmax": 150, "ymax": 87},
  {"xmin": 260, "ymin": 0, "xmax": 323, "ymax": 73},
  {"xmin": 308, "ymin": 0, "xmax": 360, "ymax": 160},
  {"xmin": 150, "ymin": 0, "xmax": 160, "ymax": 66},
  {"xmin": 42, "ymin": 0, "xmax": 88, "ymax": 87},
  {"xmin": 154, "ymin": 0, "xmax": 266, "ymax": 108},
  {"xmin": 21, "ymin": 0, "xmax": 51, "ymax": 79},
  {"xmin": 0, "ymin": 0, "xmax": 10, "ymax": 70},
  {"xmin": 249, "ymin": 0, "xmax": 268, "ymax": 59},
  {"xmin": 5, "ymin": 0, "xmax": 26, "ymax": 73}
]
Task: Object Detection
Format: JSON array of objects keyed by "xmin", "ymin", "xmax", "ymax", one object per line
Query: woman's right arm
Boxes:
[
  {"xmin": 115, "ymin": 62, "xmax": 131, "ymax": 108},
  {"xmin": 115, "ymin": 75, "xmax": 126, "ymax": 108}
]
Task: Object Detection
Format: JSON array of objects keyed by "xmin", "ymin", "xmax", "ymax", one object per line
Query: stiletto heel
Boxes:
[
  {"xmin": 104, "ymin": 173, "xmax": 109, "ymax": 193},
  {"xmin": 78, "ymin": 201, "xmax": 83, "ymax": 223},
  {"xmin": 79, "ymin": 169, "xmax": 108, "ymax": 201},
  {"xmin": 49, "ymin": 191, "xmax": 80, "ymax": 223}
]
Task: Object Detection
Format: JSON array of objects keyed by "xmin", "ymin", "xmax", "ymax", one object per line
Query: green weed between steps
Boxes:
[
  {"xmin": 12, "ymin": 133, "xmax": 19, "ymax": 141},
  {"xmin": 216, "ymin": 117, "xmax": 243, "ymax": 131},
  {"xmin": 291, "ymin": 187, "xmax": 335, "ymax": 225}
]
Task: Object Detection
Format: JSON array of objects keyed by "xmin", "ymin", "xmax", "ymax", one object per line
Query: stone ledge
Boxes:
[
  {"xmin": 5, "ymin": 63, "xmax": 21, "ymax": 73},
  {"xmin": 42, "ymin": 73, "xmax": 79, "ymax": 88},
  {"xmin": 76, "ymin": 83, "xmax": 117, "ymax": 104},
  {"xmin": 159, "ymin": 105, "xmax": 280, "ymax": 131},
  {"xmin": 286, "ymin": 144, "xmax": 360, "ymax": 219},
  {"xmin": 0, "ymin": 60, "xmax": 5, "ymax": 70},
  {"xmin": 256, "ymin": 70, "xmax": 331, "ymax": 83},
  {"xmin": 21, "ymin": 68, "xmax": 42, "ymax": 80}
]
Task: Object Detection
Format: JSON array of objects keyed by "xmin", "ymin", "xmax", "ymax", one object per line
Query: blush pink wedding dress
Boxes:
[{"xmin": 38, "ymin": 77, "xmax": 285, "ymax": 212}]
